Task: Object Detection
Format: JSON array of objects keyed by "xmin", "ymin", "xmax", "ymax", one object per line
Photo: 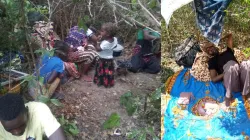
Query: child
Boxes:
[{"xmin": 93, "ymin": 22, "xmax": 117, "ymax": 88}]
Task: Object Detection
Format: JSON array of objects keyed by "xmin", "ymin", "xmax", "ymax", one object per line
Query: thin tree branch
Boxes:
[
  {"xmin": 88, "ymin": 0, "xmax": 93, "ymax": 17},
  {"xmin": 137, "ymin": 0, "xmax": 161, "ymax": 26}
]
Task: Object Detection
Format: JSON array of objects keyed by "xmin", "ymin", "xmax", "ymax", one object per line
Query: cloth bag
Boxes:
[{"xmin": 174, "ymin": 36, "xmax": 201, "ymax": 67}]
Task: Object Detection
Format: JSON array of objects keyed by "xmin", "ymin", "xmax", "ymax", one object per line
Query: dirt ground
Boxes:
[{"xmin": 51, "ymin": 69, "xmax": 161, "ymax": 139}]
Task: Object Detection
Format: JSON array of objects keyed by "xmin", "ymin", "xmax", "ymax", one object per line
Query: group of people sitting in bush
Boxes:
[
  {"xmin": 0, "ymin": 23, "xmax": 161, "ymax": 140},
  {"xmin": 27, "ymin": 19, "xmax": 161, "ymax": 100}
]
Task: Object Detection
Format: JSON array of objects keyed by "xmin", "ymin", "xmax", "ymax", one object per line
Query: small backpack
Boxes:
[{"xmin": 174, "ymin": 35, "xmax": 201, "ymax": 67}]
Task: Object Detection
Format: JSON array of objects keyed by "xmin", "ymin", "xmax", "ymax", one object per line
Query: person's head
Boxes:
[
  {"xmin": 200, "ymin": 41, "xmax": 219, "ymax": 56},
  {"xmin": 0, "ymin": 94, "xmax": 28, "ymax": 136},
  {"xmin": 54, "ymin": 40, "xmax": 70, "ymax": 61},
  {"xmin": 100, "ymin": 22, "xmax": 117, "ymax": 39}
]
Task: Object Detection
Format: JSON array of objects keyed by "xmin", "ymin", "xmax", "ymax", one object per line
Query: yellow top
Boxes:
[{"xmin": 0, "ymin": 102, "xmax": 60, "ymax": 140}]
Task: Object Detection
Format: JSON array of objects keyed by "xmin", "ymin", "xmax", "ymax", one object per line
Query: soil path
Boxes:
[{"xmin": 51, "ymin": 70, "xmax": 161, "ymax": 139}]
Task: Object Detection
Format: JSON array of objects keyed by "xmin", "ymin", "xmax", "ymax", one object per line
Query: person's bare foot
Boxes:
[
  {"xmin": 81, "ymin": 75, "xmax": 93, "ymax": 82},
  {"xmin": 225, "ymin": 97, "xmax": 231, "ymax": 107}
]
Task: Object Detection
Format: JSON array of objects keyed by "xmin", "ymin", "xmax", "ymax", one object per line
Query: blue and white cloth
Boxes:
[
  {"xmin": 163, "ymin": 68, "xmax": 250, "ymax": 140},
  {"xmin": 194, "ymin": 0, "xmax": 232, "ymax": 45}
]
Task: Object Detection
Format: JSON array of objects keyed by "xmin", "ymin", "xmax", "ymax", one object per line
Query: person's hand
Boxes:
[
  {"xmin": 83, "ymin": 40, "xmax": 88, "ymax": 48},
  {"xmin": 97, "ymin": 35, "xmax": 103, "ymax": 41}
]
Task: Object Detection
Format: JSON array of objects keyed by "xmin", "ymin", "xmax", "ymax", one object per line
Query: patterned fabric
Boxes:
[
  {"xmin": 64, "ymin": 62, "xmax": 80, "ymax": 79},
  {"xmin": 31, "ymin": 21, "xmax": 59, "ymax": 50},
  {"xmin": 190, "ymin": 52, "xmax": 212, "ymax": 81},
  {"xmin": 234, "ymin": 48, "xmax": 250, "ymax": 63},
  {"xmin": 163, "ymin": 69, "xmax": 250, "ymax": 140},
  {"xmin": 194, "ymin": 0, "xmax": 232, "ymax": 45},
  {"xmin": 64, "ymin": 26, "xmax": 88, "ymax": 48},
  {"xmin": 68, "ymin": 45, "xmax": 98, "ymax": 64},
  {"xmin": 93, "ymin": 58, "xmax": 115, "ymax": 88}
]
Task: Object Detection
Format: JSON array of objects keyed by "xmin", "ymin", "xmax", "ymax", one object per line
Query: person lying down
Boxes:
[
  {"xmin": 28, "ymin": 42, "xmax": 67, "ymax": 100},
  {"xmin": 201, "ymin": 33, "xmax": 250, "ymax": 106}
]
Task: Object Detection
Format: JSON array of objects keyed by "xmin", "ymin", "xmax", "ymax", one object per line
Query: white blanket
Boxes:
[{"xmin": 161, "ymin": 0, "xmax": 193, "ymax": 27}]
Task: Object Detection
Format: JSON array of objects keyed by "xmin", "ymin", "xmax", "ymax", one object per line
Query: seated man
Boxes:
[
  {"xmin": 204, "ymin": 34, "xmax": 250, "ymax": 106},
  {"xmin": 0, "ymin": 94, "xmax": 66, "ymax": 140},
  {"xmin": 118, "ymin": 28, "xmax": 161, "ymax": 74}
]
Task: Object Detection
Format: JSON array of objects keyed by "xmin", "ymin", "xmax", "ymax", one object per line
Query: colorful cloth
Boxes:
[
  {"xmin": 64, "ymin": 26, "xmax": 88, "ymax": 48},
  {"xmin": 194, "ymin": 0, "xmax": 232, "ymax": 45},
  {"xmin": 68, "ymin": 45, "xmax": 98, "ymax": 64},
  {"xmin": 163, "ymin": 69, "xmax": 250, "ymax": 140},
  {"xmin": 93, "ymin": 58, "xmax": 115, "ymax": 88},
  {"xmin": 31, "ymin": 21, "xmax": 59, "ymax": 50},
  {"xmin": 64, "ymin": 62, "xmax": 80, "ymax": 79}
]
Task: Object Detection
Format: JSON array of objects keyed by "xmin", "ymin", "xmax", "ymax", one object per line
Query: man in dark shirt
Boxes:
[{"xmin": 203, "ymin": 34, "xmax": 250, "ymax": 106}]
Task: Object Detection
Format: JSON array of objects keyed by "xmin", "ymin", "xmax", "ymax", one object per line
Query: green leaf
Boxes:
[
  {"xmin": 151, "ymin": 87, "xmax": 161, "ymax": 100},
  {"xmin": 103, "ymin": 113, "xmax": 120, "ymax": 130},
  {"xmin": 127, "ymin": 130, "xmax": 140, "ymax": 139},
  {"xmin": 69, "ymin": 128, "xmax": 79, "ymax": 135},
  {"xmin": 49, "ymin": 48, "xmax": 55, "ymax": 57},
  {"xmin": 58, "ymin": 116, "xmax": 66, "ymax": 125},
  {"xmin": 38, "ymin": 95, "xmax": 50, "ymax": 103},
  {"xmin": 34, "ymin": 49, "xmax": 44, "ymax": 54},
  {"xmin": 83, "ymin": 15, "xmax": 90, "ymax": 22},
  {"xmin": 50, "ymin": 99, "xmax": 63, "ymax": 107},
  {"xmin": 120, "ymin": 91, "xmax": 132, "ymax": 105},
  {"xmin": 147, "ymin": 127, "xmax": 159, "ymax": 140},
  {"xmin": 24, "ymin": 75, "xmax": 34, "ymax": 82},
  {"xmin": 120, "ymin": 92, "xmax": 137, "ymax": 116},
  {"xmin": 39, "ymin": 77, "xmax": 44, "ymax": 85},
  {"xmin": 138, "ymin": 132, "xmax": 146, "ymax": 140},
  {"xmin": 148, "ymin": 0, "xmax": 157, "ymax": 9},
  {"xmin": 243, "ymin": 48, "xmax": 250, "ymax": 58}
]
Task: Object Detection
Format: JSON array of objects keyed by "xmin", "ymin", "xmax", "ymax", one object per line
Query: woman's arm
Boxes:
[
  {"xmin": 209, "ymin": 69, "xmax": 224, "ymax": 82},
  {"xmin": 220, "ymin": 33, "xmax": 233, "ymax": 49},
  {"xmin": 93, "ymin": 35, "xmax": 103, "ymax": 52},
  {"xmin": 95, "ymin": 42, "xmax": 103, "ymax": 52}
]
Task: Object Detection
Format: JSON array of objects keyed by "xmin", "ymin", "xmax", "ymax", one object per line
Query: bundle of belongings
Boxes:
[
  {"xmin": 117, "ymin": 28, "xmax": 161, "ymax": 74},
  {"xmin": 174, "ymin": 35, "xmax": 249, "ymax": 82},
  {"xmin": 30, "ymin": 21, "xmax": 60, "ymax": 51}
]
